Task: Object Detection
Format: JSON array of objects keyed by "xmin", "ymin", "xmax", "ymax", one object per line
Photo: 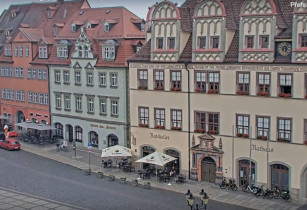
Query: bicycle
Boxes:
[
  {"xmin": 242, "ymin": 182, "xmax": 258, "ymax": 194},
  {"xmin": 220, "ymin": 177, "xmax": 237, "ymax": 191}
]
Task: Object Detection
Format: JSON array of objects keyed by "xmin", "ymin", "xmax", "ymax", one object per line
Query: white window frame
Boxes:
[
  {"xmin": 110, "ymin": 73, "xmax": 118, "ymax": 87},
  {"xmin": 111, "ymin": 99, "xmax": 118, "ymax": 116}
]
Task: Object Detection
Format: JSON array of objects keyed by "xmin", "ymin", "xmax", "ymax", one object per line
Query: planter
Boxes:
[
  {"xmin": 194, "ymin": 129, "xmax": 205, "ymax": 133},
  {"xmin": 278, "ymin": 93, "xmax": 291, "ymax": 98},
  {"xmin": 208, "ymin": 89, "xmax": 218, "ymax": 94},
  {"xmin": 154, "ymin": 86, "xmax": 164, "ymax": 91},
  {"xmin": 84, "ymin": 169, "xmax": 91, "ymax": 175},
  {"xmin": 170, "ymin": 87, "xmax": 181, "ymax": 92},
  {"xmin": 143, "ymin": 182, "xmax": 151, "ymax": 189},
  {"xmin": 243, "ymin": 134, "xmax": 249, "ymax": 138},
  {"xmin": 96, "ymin": 171, "xmax": 104, "ymax": 178},
  {"xmin": 139, "ymin": 124, "xmax": 149, "ymax": 128},
  {"xmin": 236, "ymin": 133, "xmax": 242, "ymax": 137},
  {"xmin": 171, "ymin": 127, "xmax": 182, "ymax": 131},
  {"xmin": 208, "ymin": 130, "xmax": 218, "ymax": 135},
  {"xmin": 120, "ymin": 177, "xmax": 127, "ymax": 184},
  {"xmin": 108, "ymin": 175, "xmax": 115, "ymax": 181},
  {"xmin": 257, "ymin": 92, "xmax": 269, "ymax": 97},
  {"xmin": 154, "ymin": 125, "xmax": 165, "ymax": 129},
  {"xmin": 132, "ymin": 180, "xmax": 138, "ymax": 187},
  {"xmin": 195, "ymin": 88, "xmax": 205, "ymax": 93},
  {"xmin": 236, "ymin": 91, "xmax": 249, "ymax": 95},
  {"xmin": 138, "ymin": 86, "xmax": 148, "ymax": 90}
]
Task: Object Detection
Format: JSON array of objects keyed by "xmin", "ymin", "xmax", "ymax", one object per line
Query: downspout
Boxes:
[
  {"xmin": 184, "ymin": 61, "xmax": 191, "ymax": 179},
  {"xmin": 126, "ymin": 62, "xmax": 130, "ymax": 148}
]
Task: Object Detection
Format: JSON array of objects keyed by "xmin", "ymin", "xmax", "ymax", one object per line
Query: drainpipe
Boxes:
[
  {"xmin": 126, "ymin": 62, "xmax": 130, "ymax": 149},
  {"xmin": 184, "ymin": 62, "xmax": 191, "ymax": 179}
]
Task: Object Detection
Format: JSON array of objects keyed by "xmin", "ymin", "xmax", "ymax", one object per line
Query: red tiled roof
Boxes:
[
  {"xmin": 128, "ymin": 39, "xmax": 151, "ymax": 62},
  {"xmin": 19, "ymin": 28, "xmax": 44, "ymax": 42}
]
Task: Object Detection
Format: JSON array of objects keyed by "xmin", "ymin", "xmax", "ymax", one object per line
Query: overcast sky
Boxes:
[{"xmin": 0, "ymin": 0, "xmax": 185, "ymax": 19}]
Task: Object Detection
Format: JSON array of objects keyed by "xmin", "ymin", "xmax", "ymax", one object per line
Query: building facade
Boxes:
[
  {"xmin": 48, "ymin": 7, "xmax": 145, "ymax": 149},
  {"xmin": 129, "ymin": 0, "xmax": 307, "ymax": 201},
  {"xmin": 0, "ymin": 0, "xmax": 89, "ymax": 128}
]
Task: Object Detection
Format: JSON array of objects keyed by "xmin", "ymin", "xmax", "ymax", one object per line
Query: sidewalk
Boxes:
[
  {"xmin": 0, "ymin": 186, "xmax": 86, "ymax": 210},
  {"xmin": 20, "ymin": 142, "xmax": 302, "ymax": 210}
]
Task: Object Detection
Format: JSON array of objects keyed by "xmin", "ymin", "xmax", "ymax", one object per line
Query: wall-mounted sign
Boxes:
[
  {"xmin": 90, "ymin": 123, "xmax": 116, "ymax": 130},
  {"xmin": 149, "ymin": 132, "xmax": 170, "ymax": 140},
  {"xmin": 251, "ymin": 144, "xmax": 273, "ymax": 152}
]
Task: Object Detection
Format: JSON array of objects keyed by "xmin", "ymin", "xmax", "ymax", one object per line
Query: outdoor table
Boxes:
[{"xmin": 176, "ymin": 174, "xmax": 186, "ymax": 183}]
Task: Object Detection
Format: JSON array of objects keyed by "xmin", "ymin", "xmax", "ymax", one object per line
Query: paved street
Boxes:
[{"xmin": 0, "ymin": 147, "xmax": 249, "ymax": 210}]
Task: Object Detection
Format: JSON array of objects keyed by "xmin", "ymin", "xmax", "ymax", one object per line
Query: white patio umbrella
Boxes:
[
  {"xmin": 101, "ymin": 145, "xmax": 132, "ymax": 157},
  {"xmin": 33, "ymin": 124, "xmax": 57, "ymax": 131},
  {"xmin": 135, "ymin": 151, "xmax": 177, "ymax": 166},
  {"xmin": 15, "ymin": 121, "xmax": 37, "ymax": 129}
]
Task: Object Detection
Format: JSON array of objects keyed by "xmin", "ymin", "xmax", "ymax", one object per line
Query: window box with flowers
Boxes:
[
  {"xmin": 154, "ymin": 86, "xmax": 164, "ymax": 91},
  {"xmin": 257, "ymin": 91, "xmax": 269, "ymax": 97},
  {"xmin": 171, "ymin": 127, "xmax": 182, "ymax": 131},
  {"xmin": 243, "ymin": 134, "xmax": 249, "ymax": 138},
  {"xmin": 278, "ymin": 93, "xmax": 291, "ymax": 98},
  {"xmin": 170, "ymin": 87, "xmax": 181, "ymax": 92},
  {"xmin": 257, "ymin": 136, "xmax": 267, "ymax": 140},
  {"xmin": 194, "ymin": 128, "xmax": 205, "ymax": 133},
  {"xmin": 195, "ymin": 88, "xmax": 205, "ymax": 93},
  {"xmin": 236, "ymin": 91, "xmax": 249, "ymax": 95},
  {"xmin": 277, "ymin": 138, "xmax": 290, "ymax": 142},
  {"xmin": 138, "ymin": 86, "xmax": 148, "ymax": 90},
  {"xmin": 208, "ymin": 89, "xmax": 218, "ymax": 94},
  {"xmin": 208, "ymin": 130, "xmax": 218, "ymax": 135},
  {"xmin": 236, "ymin": 133, "xmax": 242, "ymax": 137},
  {"xmin": 154, "ymin": 125, "xmax": 165, "ymax": 129},
  {"xmin": 304, "ymin": 140, "xmax": 307, "ymax": 145},
  {"xmin": 305, "ymin": 95, "xmax": 307, "ymax": 99},
  {"xmin": 139, "ymin": 124, "xmax": 149, "ymax": 127}
]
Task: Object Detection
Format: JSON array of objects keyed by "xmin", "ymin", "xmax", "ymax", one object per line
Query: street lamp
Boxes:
[{"xmin": 185, "ymin": 189, "xmax": 209, "ymax": 210}]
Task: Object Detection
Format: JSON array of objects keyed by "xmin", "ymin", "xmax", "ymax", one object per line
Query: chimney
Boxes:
[{"xmin": 57, "ymin": 0, "xmax": 64, "ymax": 5}]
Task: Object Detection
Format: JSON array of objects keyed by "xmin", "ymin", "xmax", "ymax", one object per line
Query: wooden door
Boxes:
[{"xmin": 201, "ymin": 157, "xmax": 216, "ymax": 183}]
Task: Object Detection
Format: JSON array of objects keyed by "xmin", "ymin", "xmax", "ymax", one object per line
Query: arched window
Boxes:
[
  {"xmin": 165, "ymin": 149, "xmax": 180, "ymax": 174},
  {"xmin": 89, "ymin": 131, "xmax": 98, "ymax": 147},
  {"xmin": 141, "ymin": 146, "xmax": 155, "ymax": 169},
  {"xmin": 271, "ymin": 164, "xmax": 289, "ymax": 191},
  {"xmin": 104, "ymin": 22, "xmax": 109, "ymax": 32},
  {"xmin": 55, "ymin": 123, "xmax": 63, "ymax": 139},
  {"xmin": 84, "ymin": 46, "xmax": 89, "ymax": 58},
  {"xmin": 75, "ymin": 126, "xmax": 83, "ymax": 142}
]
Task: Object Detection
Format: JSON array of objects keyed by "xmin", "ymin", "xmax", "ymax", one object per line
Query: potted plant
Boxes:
[
  {"xmin": 171, "ymin": 127, "xmax": 181, "ymax": 131},
  {"xmin": 96, "ymin": 171, "xmax": 104, "ymax": 178},
  {"xmin": 278, "ymin": 93, "xmax": 291, "ymax": 98},
  {"xmin": 132, "ymin": 179, "xmax": 138, "ymax": 187},
  {"xmin": 138, "ymin": 123, "xmax": 149, "ymax": 127},
  {"xmin": 144, "ymin": 181, "xmax": 151, "ymax": 189},
  {"xmin": 261, "ymin": 136, "xmax": 267, "ymax": 140},
  {"xmin": 154, "ymin": 86, "xmax": 164, "ymax": 91},
  {"xmin": 208, "ymin": 130, "xmax": 218, "ymax": 135},
  {"xmin": 171, "ymin": 87, "xmax": 181, "ymax": 92},
  {"xmin": 208, "ymin": 89, "xmax": 218, "ymax": 94},
  {"xmin": 194, "ymin": 129, "xmax": 204, "ymax": 133},
  {"xmin": 108, "ymin": 174, "xmax": 115, "ymax": 181},
  {"xmin": 257, "ymin": 91, "xmax": 269, "ymax": 97},
  {"xmin": 305, "ymin": 95, "xmax": 307, "ymax": 99},
  {"xmin": 154, "ymin": 125, "xmax": 165, "ymax": 129},
  {"xmin": 243, "ymin": 134, "xmax": 249, "ymax": 138}
]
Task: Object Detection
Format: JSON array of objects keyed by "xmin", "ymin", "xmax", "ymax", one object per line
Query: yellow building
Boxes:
[{"xmin": 129, "ymin": 0, "xmax": 307, "ymax": 201}]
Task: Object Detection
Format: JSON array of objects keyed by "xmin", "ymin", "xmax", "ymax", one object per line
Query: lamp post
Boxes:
[{"xmin": 185, "ymin": 189, "xmax": 209, "ymax": 210}]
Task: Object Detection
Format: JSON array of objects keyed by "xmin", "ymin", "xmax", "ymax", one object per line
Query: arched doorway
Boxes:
[
  {"xmin": 165, "ymin": 149, "xmax": 180, "ymax": 174},
  {"xmin": 271, "ymin": 164, "xmax": 289, "ymax": 191},
  {"xmin": 238, "ymin": 159, "xmax": 256, "ymax": 187},
  {"xmin": 54, "ymin": 123, "xmax": 63, "ymax": 139},
  {"xmin": 141, "ymin": 146, "xmax": 155, "ymax": 169},
  {"xmin": 201, "ymin": 157, "xmax": 216, "ymax": 183},
  {"xmin": 65, "ymin": 124, "xmax": 73, "ymax": 142},
  {"xmin": 108, "ymin": 134, "xmax": 118, "ymax": 147},
  {"xmin": 75, "ymin": 126, "xmax": 83, "ymax": 142},
  {"xmin": 89, "ymin": 131, "xmax": 98, "ymax": 148},
  {"xmin": 16, "ymin": 110, "xmax": 25, "ymax": 123}
]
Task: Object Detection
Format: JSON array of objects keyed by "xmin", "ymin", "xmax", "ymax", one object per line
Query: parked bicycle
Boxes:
[
  {"xmin": 242, "ymin": 182, "xmax": 258, "ymax": 194},
  {"xmin": 272, "ymin": 186, "xmax": 280, "ymax": 199},
  {"xmin": 220, "ymin": 177, "xmax": 238, "ymax": 191},
  {"xmin": 280, "ymin": 190, "xmax": 291, "ymax": 202}
]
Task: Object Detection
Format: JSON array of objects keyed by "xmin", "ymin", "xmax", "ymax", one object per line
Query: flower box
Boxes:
[
  {"xmin": 236, "ymin": 91, "xmax": 249, "ymax": 95},
  {"xmin": 195, "ymin": 88, "xmax": 205, "ymax": 93},
  {"xmin": 277, "ymin": 138, "xmax": 290, "ymax": 142},
  {"xmin": 171, "ymin": 127, "xmax": 182, "ymax": 131},
  {"xmin": 305, "ymin": 95, "xmax": 307, "ymax": 99},
  {"xmin": 261, "ymin": 136, "xmax": 267, "ymax": 140},
  {"xmin": 170, "ymin": 87, "xmax": 181, "ymax": 92},
  {"xmin": 278, "ymin": 93, "xmax": 291, "ymax": 98},
  {"xmin": 139, "ymin": 124, "xmax": 149, "ymax": 128},
  {"xmin": 208, "ymin": 130, "xmax": 218, "ymax": 135},
  {"xmin": 208, "ymin": 89, "xmax": 218, "ymax": 94},
  {"xmin": 194, "ymin": 129, "xmax": 205, "ymax": 133},
  {"xmin": 243, "ymin": 134, "xmax": 249, "ymax": 138},
  {"xmin": 304, "ymin": 141, "xmax": 307, "ymax": 145},
  {"xmin": 154, "ymin": 125, "xmax": 165, "ymax": 129},
  {"xmin": 154, "ymin": 86, "xmax": 164, "ymax": 91},
  {"xmin": 138, "ymin": 86, "xmax": 148, "ymax": 90},
  {"xmin": 236, "ymin": 133, "xmax": 242, "ymax": 137},
  {"xmin": 257, "ymin": 91, "xmax": 269, "ymax": 97}
]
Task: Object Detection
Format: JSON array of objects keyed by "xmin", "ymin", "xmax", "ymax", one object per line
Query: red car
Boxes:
[{"xmin": 0, "ymin": 139, "xmax": 21, "ymax": 151}]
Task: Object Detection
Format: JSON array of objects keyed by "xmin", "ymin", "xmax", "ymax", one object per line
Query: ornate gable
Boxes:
[
  {"xmin": 73, "ymin": 62, "xmax": 82, "ymax": 69},
  {"xmin": 72, "ymin": 27, "xmax": 93, "ymax": 59}
]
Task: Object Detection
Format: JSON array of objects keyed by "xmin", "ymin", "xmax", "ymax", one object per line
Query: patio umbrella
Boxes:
[
  {"xmin": 33, "ymin": 124, "xmax": 57, "ymax": 131},
  {"xmin": 135, "ymin": 151, "xmax": 177, "ymax": 166},
  {"xmin": 101, "ymin": 145, "xmax": 132, "ymax": 157},
  {"xmin": 15, "ymin": 121, "xmax": 37, "ymax": 129}
]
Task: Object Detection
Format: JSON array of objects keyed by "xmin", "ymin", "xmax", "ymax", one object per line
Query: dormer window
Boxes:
[
  {"xmin": 86, "ymin": 22, "xmax": 91, "ymax": 29},
  {"xmin": 11, "ymin": 12, "xmax": 16, "ymax": 18},
  {"xmin": 47, "ymin": 10, "xmax": 51, "ymax": 19},
  {"xmin": 39, "ymin": 46, "xmax": 47, "ymax": 58},
  {"xmin": 102, "ymin": 40, "xmax": 118, "ymax": 61},
  {"xmin": 71, "ymin": 23, "xmax": 76, "ymax": 33},
  {"xmin": 141, "ymin": 23, "xmax": 145, "ymax": 31},
  {"xmin": 57, "ymin": 40, "xmax": 70, "ymax": 59},
  {"xmin": 54, "ymin": 26, "xmax": 58, "ymax": 36},
  {"xmin": 104, "ymin": 22, "xmax": 109, "ymax": 32},
  {"xmin": 4, "ymin": 45, "xmax": 12, "ymax": 56}
]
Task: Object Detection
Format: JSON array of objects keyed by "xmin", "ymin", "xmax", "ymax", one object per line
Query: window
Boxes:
[
  {"xmin": 198, "ymin": 36, "xmax": 206, "ymax": 49},
  {"xmin": 171, "ymin": 110, "xmax": 182, "ymax": 130},
  {"xmin": 277, "ymin": 118, "xmax": 291, "ymax": 142},
  {"xmin": 15, "ymin": 68, "xmax": 20, "ymax": 78},
  {"xmin": 84, "ymin": 46, "xmax": 89, "ymax": 58},
  {"xmin": 14, "ymin": 46, "xmax": 18, "ymax": 57},
  {"xmin": 260, "ymin": 36, "xmax": 269, "ymax": 48},
  {"xmin": 111, "ymin": 99, "xmax": 118, "ymax": 116},
  {"xmin": 71, "ymin": 24, "xmax": 76, "ymax": 33},
  {"xmin": 25, "ymin": 45, "xmax": 29, "ymax": 57},
  {"xmin": 39, "ymin": 46, "xmax": 47, "ymax": 58},
  {"xmin": 195, "ymin": 112, "xmax": 206, "ymax": 132},
  {"xmin": 43, "ymin": 94, "xmax": 48, "ymax": 105},
  {"xmin": 64, "ymin": 95, "xmax": 71, "ymax": 110},
  {"xmin": 10, "ymin": 90, "xmax": 14, "ymax": 100},
  {"xmin": 76, "ymin": 96, "xmax": 82, "ymax": 111},
  {"xmin": 139, "ymin": 107, "xmax": 149, "ymax": 127},
  {"xmin": 27, "ymin": 68, "xmax": 32, "ymax": 79},
  {"xmin": 19, "ymin": 46, "xmax": 23, "ymax": 57},
  {"xmin": 246, "ymin": 36, "xmax": 254, "ymax": 48},
  {"xmin": 39, "ymin": 93, "xmax": 44, "ymax": 104},
  {"xmin": 138, "ymin": 70, "xmax": 148, "ymax": 89},
  {"xmin": 208, "ymin": 113, "xmax": 219, "ymax": 134},
  {"xmin": 5, "ymin": 90, "xmax": 9, "ymax": 99},
  {"xmin": 55, "ymin": 70, "xmax": 61, "ymax": 83},
  {"xmin": 301, "ymin": 35, "xmax": 307, "ymax": 47},
  {"xmin": 78, "ymin": 46, "xmax": 82, "ymax": 57},
  {"xmin": 208, "ymin": 72, "xmax": 219, "ymax": 92},
  {"xmin": 47, "ymin": 10, "xmax": 51, "ymax": 19},
  {"xmin": 195, "ymin": 71, "xmax": 206, "ymax": 92},
  {"xmin": 279, "ymin": 74, "xmax": 292, "ymax": 96},
  {"xmin": 63, "ymin": 71, "xmax": 70, "ymax": 84},
  {"xmin": 32, "ymin": 69, "xmax": 36, "ymax": 79},
  {"xmin": 20, "ymin": 68, "xmax": 24, "ymax": 78},
  {"xmin": 111, "ymin": 73, "xmax": 118, "ymax": 87},
  {"xmin": 16, "ymin": 90, "xmax": 20, "ymax": 101},
  {"xmin": 87, "ymin": 97, "xmax": 94, "ymax": 113},
  {"xmin": 54, "ymin": 26, "xmax": 58, "ymax": 36},
  {"xmin": 42, "ymin": 70, "xmax": 47, "ymax": 80},
  {"xmin": 103, "ymin": 46, "xmax": 115, "ymax": 60},
  {"xmin": 100, "ymin": 98, "xmax": 107, "ymax": 114},
  {"xmin": 256, "ymin": 73, "xmax": 270, "ymax": 96},
  {"xmin": 32, "ymin": 92, "xmax": 37, "ymax": 103},
  {"xmin": 256, "ymin": 116, "xmax": 270, "ymax": 140},
  {"xmin": 9, "ymin": 67, "xmax": 13, "ymax": 77},
  {"xmin": 4, "ymin": 45, "xmax": 12, "ymax": 56},
  {"xmin": 236, "ymin": 114, "xmax": 249, "ymax": 137},
  {"xmin": 154, "ymin": 108, "xmax": 165, "ymax": 128},
  {"xmin": 154, "ymin": 70, "xmax": 164, "ymax": 90},
  {"xmin": 168, "ymin": 37, "xmax": 175, "ymax": 49},
  {"xmin": 212, "ymin": 37, "xmax": 219, "ymax": 49},
  {"xmin": 55, "ymin": 123, "xmax": 63, "ymax": 139},
  {"xmin": 104, "ymin": 22, "xmax": 109, "ymax": 32},
  {"xmin": 75, "ymin": 126, "xmax": 83, "ymax": 142},
  {"xmin": 55, "ymin": 94, "xmax": 61, "ymax": 109},
  {"xmin": 87, "ymin": 72, "xmax": 93, "ymax": 85},
  {"xmin": 38, "ymin": 69, "xmax": 42, "ymax": 80},
  {"xmin": 57, "ymin": 46, "xmax": 68, "ymax": 58},
  {"xmin": 99, "ymin": 72, "xmax": 106, "ymax": 86},
  {"xmin": 1, "ymin": 67, "xmax": 4, "ymax": 76},
  {"xmin": 156, "ymin": 37, "xmax": 163, "ymax": 49},
  {"xmin": 237, "ymin": 72, "xmax": 250, "ymax": 94},
  {"xmin": 75, "ymin": 71, "xmax": 81, "ymax": 85},
  {"xmin": 170, "ymin": 71, "xmax": 181, "ymax": 91}
]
